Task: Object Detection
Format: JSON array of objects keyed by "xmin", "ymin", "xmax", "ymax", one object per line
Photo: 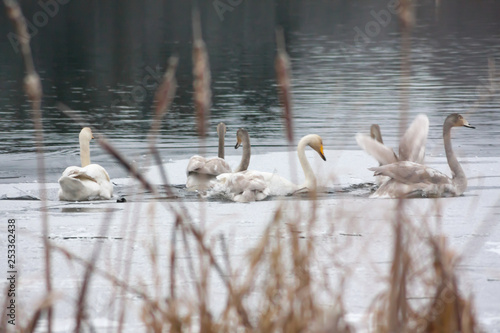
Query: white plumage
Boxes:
[
  {"xmin": 58, "ymin": 127, "xmax": 113, "ymax": 201},
  {"xmin": 210, "ymin": 134, "xmax": 326, "ymax": 202}
]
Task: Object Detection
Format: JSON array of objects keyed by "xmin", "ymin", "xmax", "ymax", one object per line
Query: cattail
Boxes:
[
  {"xmin": 154, "ymin": 56, "xmax": 178, "ymax": 122},
  {"xmin": 398, "ymin": 0, "xmax": 415, "ymax": 30},
  {"xmin": 275, "ymin": 28, "xmax": 294, "ymax": 143},
  {"xmin": 192, "ymin": 9, "xmax": 211, "ymax": 138}
]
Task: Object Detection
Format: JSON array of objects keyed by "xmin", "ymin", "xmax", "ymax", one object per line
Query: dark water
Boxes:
[{"xmin": 0, "ymin": 0, "xmax": 499, "ymax": 182}]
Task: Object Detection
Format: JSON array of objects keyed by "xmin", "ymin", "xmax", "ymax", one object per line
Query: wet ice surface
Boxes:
[{"xmin": 1, "ymin": 149, "xmax": 500, "ymax": 332}]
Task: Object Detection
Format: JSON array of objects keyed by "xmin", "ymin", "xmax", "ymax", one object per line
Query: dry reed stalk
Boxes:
[
  {"xmin": 23, "ymin": 296, "xmax": 55, "ymax": 333},
  {"xmin": 397, "ymin": 0, "xmax": 414, "ymax": 142},
  {"xmin": 387, "ymin": 202, "xmax": 410, "ymax": 331},
  {"xmin": 50, "ymin": 244, "xmax": 152, "ymax": 303},
  {"xmin": 3, "ymin": 1, "xmax": 53, "ymax": 331},
  {"xmin": 115, "ymin": 199, "xmax": 147, "ymax": 333},
  {"xmin": 0, "ymin": 286, "xmax": 10, "ymax": 333},
  {"xmin": 74, "ymin": 208, "xmax": 116, "ymax": 332},
  {"xmin": 191, "ymin": 13, "xmax": 211, "ymax": 304},
  {"xmin": 151, "ymin": 56, "xmax": 178, "ymax": 134},
  {"xmin": 370, "ymin": 205, "xmax": 480, "ymax": 333},
  {"xmin": 422, "ymin": 237, "xmax": 478, "ymax": 333},
  {"xmin": 275, "ymin": 28, "xmax": 301, "ymax": 192},
  {"xmin": 275, "ymin": 28, "xmax": 294, "ymax": 144},
  {"xmin": 468, "ymin": 57, "xmax": 498, "ymax": 115},
  {"xmin": 148, "ymin": 56, "xmax": 178, "ymax": 197},
  {"xmin": 192, "ymin": 9, "xmax": 211, "ymax": 139},
  {"xmin": 370, "ymin": 3, "xmax": 413, "ymax": 331},
  {"xmin": 369, "ymin": 203, "xmax": 412, "ymax": 332}
]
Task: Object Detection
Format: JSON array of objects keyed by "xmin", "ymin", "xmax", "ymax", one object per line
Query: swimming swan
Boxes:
[
  {"xmin": 186, "ymin": 122, "xmax": 232, "ymax": 190},
  {"xmin": 213, "ymin": 134, "xmax": 327, "ymax": 201},
  {"xmin": 58, "ymin": 127, "xmax": 113, "ymax": 201},
  {"xmin": 210, "ymin": 128, "xmax": 268, "ymax": 202},
  {"xmin": 356, "ymin": 114, "xmax": 429, "ymax": 166},
  {"xmin": 369, "ymin": 113, "xmax": 474, "ymax": 198}
]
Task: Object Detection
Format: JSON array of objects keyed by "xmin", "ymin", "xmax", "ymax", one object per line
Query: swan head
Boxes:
[
  {"xmin": 302, "ymin": 134, "xmax": 326, "ymax": 161},
  {"xmin": 217, "ymin": 122, "xmax": 227, "ymax": 137},
  {"xmin": 449, "ymin": 114, "xmax": 475, "ymax": 129},
  {"xmin": 235, "ymin": 128, "xmax": 249, "ymax": 149},
  {"xmin": 79, "ymin": 127, "xmax": 94, "ymax": 143}
]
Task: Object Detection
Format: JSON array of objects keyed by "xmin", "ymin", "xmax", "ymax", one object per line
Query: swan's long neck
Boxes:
[
  {"xmin": 297, "ymin": 137, "xmax": 316, "ymax": 189},
  {"xmin": 80, "ymin": 138, "xmax": 91, "ymax": 167},
  {"xmin": 443, "ymin": 120, "xmax": 466, "ymax": 192},
  {"xmin": 234, "ymin": 132, "xmax": 250, "ymax": 173},
  {"xmin": 218, "ymin": 132, "xmax": 225, "ymax": 159}
]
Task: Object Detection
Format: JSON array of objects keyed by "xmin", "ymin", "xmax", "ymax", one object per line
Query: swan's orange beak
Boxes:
[{"xmin": 319, "ymin": 145, "xmax": 326, "ymax": 161}]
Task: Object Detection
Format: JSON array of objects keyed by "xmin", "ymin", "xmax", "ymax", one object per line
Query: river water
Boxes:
[{"xmin": 0, "ymin": 0, "xmax": 499, "ymax": 183}]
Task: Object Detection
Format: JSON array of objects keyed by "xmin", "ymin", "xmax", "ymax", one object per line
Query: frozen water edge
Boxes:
[{"xmin": 1, "ymin": 150, "xmax": 499, "ymax": 332}]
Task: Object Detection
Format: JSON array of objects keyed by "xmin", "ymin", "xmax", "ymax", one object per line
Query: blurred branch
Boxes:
[
  {"xmin": 148, "ymin": 56, "xmax": 178, "ymax": 198},
  {"xmin": 275, "ymin": 28, "xmax": 294, "ymax": 144},
  {"xmin": 3, "ymin": 1, "xmax": 52, "ymax": 332},
  {"xmin": 149, "ymin": 56, "xmax": 178, "ymax": 142},
  {"xmin": 192, "ymin": 8, "xmax": 211, "ymax": 138}
]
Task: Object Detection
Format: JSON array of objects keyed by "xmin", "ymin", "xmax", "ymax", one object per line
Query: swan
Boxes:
[
  {"xmin": 233, "ymin": 127, "xmax": 251, "ymax": 173},
  {"xmin": 212, "ymin": 134, "xmax": 326, "ymax": 201},
  {"xmin": 356, "ymin": 114, "xmax": 429, "ymax": 166},
  {"xmin": 369, "ymin": 113, "xmax": 474, "ymax": 198},
  {"xmin": 186, "ymin": 122, "xmax": 232, "ymax": 191},
  {"xmin": 58, "ymin": 127, "xmax": 113, "ymax": 201},
  {"xmin": 209, "ymin": 128, "xmax": 268, "ymax": 202}
]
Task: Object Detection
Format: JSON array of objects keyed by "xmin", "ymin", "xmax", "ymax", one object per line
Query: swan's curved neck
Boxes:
[
  {"xmin": 218, "ymin": 132, "xmax": 225, "ymax": 159},
  {"xmin": 80, "ymin": 138, "xmax": 91, "ymax": 167},
  {"xmin": 443, "ymin": 120, "xmax": 466, "ymax": 191},
  {"xmin": 297, "ymin": 137, "xmax": 316, "ymax": 189},
  {"xmin": 234, "ymin": 132, "xmax": 250, "ymax": 173}
]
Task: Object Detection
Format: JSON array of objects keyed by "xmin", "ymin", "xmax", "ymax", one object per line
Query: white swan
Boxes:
[
  {"xmin": 209, "ymin": 128, "xmax": 268, "ymax": 202},
  {"xmin": 369, "ymin": 113, "xmax": 474, "ymax": 198},
  {"xmin": 186, "ymin": 122, "xmax": 232, "ymax": 191},
  {"xmin": 212, "ymin": 134, "xmax": 326, "ymax": 201},
  {"xmin": 58, "ymin": 127, "xmax": 113, "ymax": 201}
]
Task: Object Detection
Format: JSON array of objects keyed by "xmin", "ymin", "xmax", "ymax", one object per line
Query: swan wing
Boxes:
[
  {"xmin": 186, "ymin": 155, "xmax": 207, "ymax": 173},
  {"xmin": 259, "ymin": 171, "xmax": 299, "ymax": 196},
  {"xmin": 370, "ymin": 161, "xmax": 452, "ymax": 186},
  {"xmin": 186, "ymin": 156, "xmax": 231, "ymax": 175},
  {"xmin": 356, "ymin": 133, "xmax": 398, "ymax": 165},
  {"xmin": 371, "ymin": 177, "xmax": 458, "ymax": 198},
  {"xmin": 58, "ymin": 164, "xmax": 113, "ymax": 201},
  {"xmin": 398, "ymin": 114, "xmax": 429, "ymax": 163},
  {"xmin": 204, "ymin": 158, "xmax": 232, "ymax": 175},
  {"xmin": 186, "ymin": 156, "xmax": 232, "ymax": 191},
  {"xmin": 371, "ymin": 179, "xmax": 442, "ymax": 198},
  {"xmin": 210, "ymin": 170, "xmax": 269, "ymax": 202}
]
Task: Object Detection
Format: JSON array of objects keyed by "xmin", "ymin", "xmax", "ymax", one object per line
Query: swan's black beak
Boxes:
[{"xmin": 235, "ymin": 141, "xmax": 242, "ymax": 149}]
